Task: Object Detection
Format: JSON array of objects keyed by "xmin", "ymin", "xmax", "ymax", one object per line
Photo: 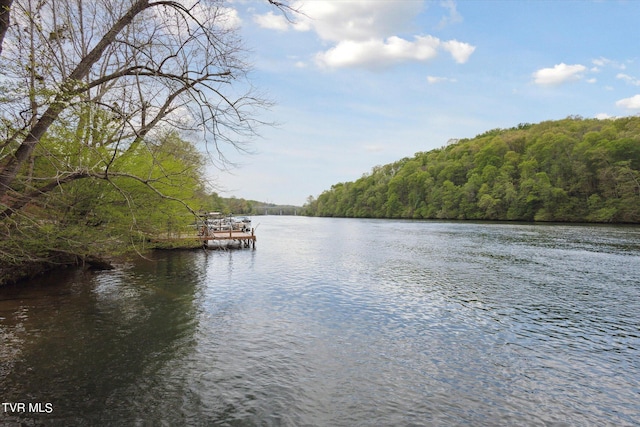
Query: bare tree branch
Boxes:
[{"xmin": 0, "ymin": 0, "xmax": 157, "ymax": 198}]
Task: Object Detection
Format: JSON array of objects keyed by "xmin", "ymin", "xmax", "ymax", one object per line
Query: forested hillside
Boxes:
[{"xmin": 304, "ymin": 117, "xmax": 640, "ymax": 223}]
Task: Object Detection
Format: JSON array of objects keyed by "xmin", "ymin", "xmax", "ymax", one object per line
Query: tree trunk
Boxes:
[
  {"xmin": 0, "ymin": 0, "xmax": 12, "ymax": 55},
  {"xmin": 0, "ymin": 0, "xmax": 153, "ymax": 199}
]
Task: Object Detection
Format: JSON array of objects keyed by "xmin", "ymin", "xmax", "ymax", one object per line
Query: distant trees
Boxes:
[{"xmin": 304, "ymin": 117, "xmax": 640, "ymax": 223}]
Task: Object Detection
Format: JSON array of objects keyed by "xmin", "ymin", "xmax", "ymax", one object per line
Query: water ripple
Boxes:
[{"xmin": 1, "ymin": 218, "xmax": 639, "ymax": 426}]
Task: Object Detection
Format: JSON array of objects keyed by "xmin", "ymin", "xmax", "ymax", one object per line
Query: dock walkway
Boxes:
[
  {"xmin": 149, "ymin": 228, "xmax": 256, "ymax": 249},
  {"xmin": 198, "ymin": 228, "xmax": 256, "ymax": 249},
  {"xmin": 151, "ymin": 213, "xmax": 256, "ymax": 249}
]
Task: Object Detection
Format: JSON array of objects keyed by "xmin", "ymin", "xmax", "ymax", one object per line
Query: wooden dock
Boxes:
[
  {"xmin": 198, "ymin": 228, "xmax": 256, "ymax": 249},
  {"xmin": 150, "ymin": 213, "xmax": 256, "ymax": 250},
  {"xmin": 150, "ymin": 228, "xmax": 256, "ymax": 249}
]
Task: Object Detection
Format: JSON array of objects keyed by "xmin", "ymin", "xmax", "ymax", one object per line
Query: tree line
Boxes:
[
  {"xmin": 304, "ymin": 117, "xmax": 640, "ymax": 223},
  {"xmin": 206, "ymin": 193, "xmax": 301, "ymax": 216}
]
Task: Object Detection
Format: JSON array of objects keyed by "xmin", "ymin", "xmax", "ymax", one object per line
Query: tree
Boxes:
[
  {"xmin": 0, "ymin": 125, "xmax": 205, "ymax": 273},
  {"xmin": 0, "ymin": 0, "xmax": 293, "ymax": 279},
  {"xmin": 0, "ymin": 0, "xmax": 11, "ymax": 55},
  {"xmin": 0, "ymin": 0, "xmax": 284, "ymax": 215}
]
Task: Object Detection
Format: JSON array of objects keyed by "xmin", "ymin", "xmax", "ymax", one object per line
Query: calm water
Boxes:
[{"xmin": 1, "ymin": 217, "xmax": 639, "ymax": 426}]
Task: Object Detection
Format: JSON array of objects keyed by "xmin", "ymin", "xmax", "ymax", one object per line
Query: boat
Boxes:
[{"xmin": 195, "ymin": 212, "xmax": 256, "ymax": 249}]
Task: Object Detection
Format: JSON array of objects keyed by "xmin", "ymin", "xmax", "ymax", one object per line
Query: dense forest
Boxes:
[{"xmin": 304, "ymin": 117, "xmax": 640, "ymax": 223}]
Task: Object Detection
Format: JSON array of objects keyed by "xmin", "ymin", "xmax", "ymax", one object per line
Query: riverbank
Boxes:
[
  {"xmin": 0, "ymin": 253, "xmax": 116, "ymax": 287},
  {"xmin": 0, "ymin": 237, "xmax": 231, "ymax": 287}
]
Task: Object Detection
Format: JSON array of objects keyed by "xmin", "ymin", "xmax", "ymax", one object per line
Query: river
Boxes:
[{"xmin": 1, "ymin": 217, "xmax": 639, "ymax": 426}]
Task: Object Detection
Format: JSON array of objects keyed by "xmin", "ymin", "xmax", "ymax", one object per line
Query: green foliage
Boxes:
[
  {"xmin": 304, "ymin": 116, "xmax": 640, "ymax": 223},
  {"xmin": 201, "ymin": 195, "xmax": 300, "ymax": 216},
  {"xmin": 0, "ymin": 121, "xmax": 208, "ymax": 274}
]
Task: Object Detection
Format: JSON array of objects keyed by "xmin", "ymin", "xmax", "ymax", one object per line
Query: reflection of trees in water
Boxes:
[{"xmin": 0, "ymin": 251, "xmax": 206, "ymax": 425}]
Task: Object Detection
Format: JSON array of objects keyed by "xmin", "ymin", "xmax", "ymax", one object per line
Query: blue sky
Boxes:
[{"xmin": 208, "ymin": 0, "xmax": 640, "ymax": 206}]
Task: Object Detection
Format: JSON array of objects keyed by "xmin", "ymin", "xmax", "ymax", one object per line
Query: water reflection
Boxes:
[
  {"xmin": 0, "ymin": 252, "xmax": 205, "ymax": 425},
  {"xmin": 1, "ymin": 218, "xmax": 639, "ymax": 426}
]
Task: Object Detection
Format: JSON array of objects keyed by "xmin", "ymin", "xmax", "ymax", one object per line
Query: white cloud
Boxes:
[
  {"xmin": 253, "ymin": 11, "xmax": 289, "ymax": 31},
  {"xmin": 442, "ymin": 40, "xmax": 475, "ymax": 64},
  {"xmin": 255, "ymin": 0, "xmax": 474, "ymax": 70},
  {"xmin": 592, "ymin": 57, "xmax": 608, "ymax": 68},
  {"xmin": 315, "ymin": 36, "xmax": 475, "ymax": 69},
  {"xmin": 616, "ymin": 94, "xmax": 640, "ymax": 110},
  {"xmin": 438, "ymin": 0, "xmax": 463, "ymax": 28},
  {"xmin": 155, "ymin": 4, "xmax": 241, "ymax": 37},
  {"xmin": 532, "ymin": 63, "xmax": 586, "ymax": 86},
  {"xmin": 294, "ymin": 0, "xmax": 424, "ymax": 42},
  {"xmin": 595, "ymin": 113, "xmax": 614, "ymax": 120},
  {"xmin": 316, "ymin": 35, "xmax": 441, "ymax": 69},
  {"xmin": 427, "ymin": 75, "xmax": 457, "ymax": 84},
  {"xmin": 617, "ymin": 73, "xmax": 640, "ymax": 86},
  {"xmin": 592, "ymin": 57, "xmax": 626, "ymax": 70},
  {"xmin": 217, "ymin": 7, "xmax": 242, "ymax": 30}
]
